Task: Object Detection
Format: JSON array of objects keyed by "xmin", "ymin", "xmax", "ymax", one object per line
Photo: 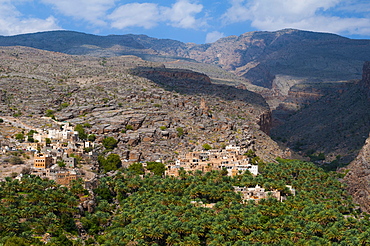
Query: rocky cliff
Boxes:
[
  {"xmin": 0, "ymin": 46, "xmax": 284, "ymax": 163},
  {"xmin": 343, "ymin": 61, "xmax": 370, "ymax": 212},
  {"xmin": 343, "ymin": 136, "xmax": 370, "ymax": 213},
  {"xmin": 362, "ymin": 61, "xmax": 370, "ymax": 94}
]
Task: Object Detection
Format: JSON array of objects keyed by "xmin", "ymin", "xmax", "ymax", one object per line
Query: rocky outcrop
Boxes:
[
  {"xmin": 343, "ymin": 135, "xmax": 370, "ymax": 212},
  {"xmin": 361, "ymin": 61, "xmax": 370, "ymax": 93},
  {"xmin": 134, "ymin": 68, "xmax": 211, "ymax": 84},
  {"xmin": 258, "ymin": 111, "xmax": 272, "ymax": 135}
]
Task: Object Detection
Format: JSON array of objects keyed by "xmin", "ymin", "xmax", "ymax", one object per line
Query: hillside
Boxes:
[
  {"xmin": 2, "ymin": 31, "xmax": 370, "ymax": 244},
  {"xmin": 0, "ymin": 46, "xmax": 283, "ymax": 163}
]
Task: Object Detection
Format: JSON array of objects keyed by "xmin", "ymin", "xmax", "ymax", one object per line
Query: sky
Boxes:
[{"xmin": 1, "ymin": 0, "xmax": 370, "ymax": 44}]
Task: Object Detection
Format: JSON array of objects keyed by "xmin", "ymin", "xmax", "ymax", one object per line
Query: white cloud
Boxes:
[
  {"xmin": 108, "ymin": 0, "xmax": 205, "ymax": 30},
  {"xmin": 162, "ymin": 0, "xmax": 205, "ymax": 29},
  {"xmin": 41, "ymin": 0, "xmax": 116, "ymax": 26},
  {"xmin": 0, "ymin": 1, "xmax": 60, "ymax": 35},
  {"xmin": 222, "ymin": 0, "xmax": 370, "ymax": 36},
  {"xmin": 205, "ymin": 31, "xmax": 224, "ymax": 43},
  {"xmin": 108, "ymin": 3, "xmax": 160, "ymax": 29}
]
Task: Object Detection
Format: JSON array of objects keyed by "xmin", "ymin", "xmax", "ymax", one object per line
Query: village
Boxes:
[
  {"xmin": 0, "ymin": 117, "xmax": 295, "ymax": 203},
  {"xmin": 0, "ymin": 119, "xmax": 98, "ymax": 188}
]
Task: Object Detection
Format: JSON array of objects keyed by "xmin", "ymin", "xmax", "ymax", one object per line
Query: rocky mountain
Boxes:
[
  {"xmin": 343, "ymin": 136, "xmax": 370, "ymax": 213},
  {"xmin": 2, "ymin": 29, "xmax": 370, "ymax": 164},
  {"xmin": 1, "ymin": 29, "xmax": 369, "ymax": 88},
  {"xmin": 342, "ymin": 62, "xmax": 370, "ymax": 212},
  {"xmin": 271, "ymin": 61, "xmax": 370, "ymax": 163},
  {"xmin": 0, "ymin": 46, "xmax": 284, "ymax": 163}
]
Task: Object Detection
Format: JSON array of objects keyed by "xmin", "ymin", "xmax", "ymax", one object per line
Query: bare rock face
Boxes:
[
  {"xmin": 343, "ymin": 136, "xmax": 370, "ymax": 212},
  {"xmin": 342, "ymin": 62, "xmax": 370, "ymax": 211},
  {"xmin": 362, "ymin": 61, "xmax": 370, "ymax": 91}
]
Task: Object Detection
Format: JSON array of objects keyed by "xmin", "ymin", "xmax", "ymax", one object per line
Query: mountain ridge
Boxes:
[{"xmin": 1, "ymin": 28, "xmax": 368, "ymax": 88}]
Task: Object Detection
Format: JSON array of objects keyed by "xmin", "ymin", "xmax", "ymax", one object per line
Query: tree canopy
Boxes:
[
  {"xmin": 102, "ymin": 137, "xmax": 118, "ymax": 150},
  {"xmin": 1, "ymin": 159, "xmax": 369, "ymax": 245}
]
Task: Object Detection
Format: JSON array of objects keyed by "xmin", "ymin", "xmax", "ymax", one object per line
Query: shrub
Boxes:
[
  {"xmin": 202, "ymin": 143, "xmax": 212, "ymax": 150},
  {"xmin": 15, "ymin": 133, "xmax": 25, "ymax": 142},
  {"xmin": 98, "ymin": 154, "xmax": 122, "ymax": 173},
  {"xmin": 59, "ymin": 102, "xmax": 69, "ymax": 109},
  {"xmin": 45, "ymin": 138, "xmax": 51, "ymax": 145},
  {"xmin": 146, "ymin": 162, "xmax": 166, "ymax": 176},
  {"xmin": 102, "ymin": 137, "xmax": 118, "ymax": 150},
  {"xmin": 87, "ymin": 134, "xmax": 96, "ymax": 142},
  {"xmin": 74, "ymin": 124, "xmax": 87, "ymax": 140},
  {"xmin": 125, "ymin": 125, "xmax": 134, "ymax": 130},
  {"xmin": 83, "ymin": 123, "xmax": 92, "ymax": 128},
  {"xmin": 45, "ymin": 109, "xmax": 55, "ymax": 117},
  {"xmin": 7, "ymin": 156, "xmax": 24, "ymax": 165},
  {"xmin": 128, "ymin": 162, "xmax": 145, "ymax": 175},
  {"xmin": 27, "ymin": 136, "xmax": 34, "ymax": 143},
  {"xmin": 176, "ymin": 127, "xmax": 184, "ymax": 137}
]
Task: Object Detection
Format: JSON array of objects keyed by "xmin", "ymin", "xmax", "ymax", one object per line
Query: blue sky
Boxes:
[{"xmin": 1, "ymin": 0, "xmax": 370, "ymax": 44}]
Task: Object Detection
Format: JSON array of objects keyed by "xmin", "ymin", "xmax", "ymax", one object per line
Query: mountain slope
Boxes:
[
  {"xmin": 0, "ymin": 46, "xmax": 283, "ymax": 163},
  {"xmin": 1, "ymin": 29, "xmax": 369, "ymax": 88}
]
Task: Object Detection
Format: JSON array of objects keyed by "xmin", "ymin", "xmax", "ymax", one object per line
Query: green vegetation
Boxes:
[
  {"xmin": 1, "ymin": 158, "xmax": 369, "ymax": 245},
  {"xmin": 202, "ymin": 143, "xmax": 212, "ymax": 150},
  {"xmin": 6, "ymin": 156, "xmax": 24, "ymax": 165},
  {"xmin": 45, "ymin": 138, "xmax": 51, "ymax": 146},
  {"xmin": 74, "ymin": 124, "xmax": 87, "ymax": 140},
  {"xmin": 176, "ymin": 127, "xmax": 184, "ymax": 137},
  {"xmin": 128, "ymin": 162, "xmax": 145, "ymax": 175},
  {"xmin": 96, "ymin": 158, "xmax": 370, "ymax": 245},
  {"xmin": 146, "ymin": 161, "xmax": 166, "ymax": 176},
  {"xmin": 0, "ymin": 176, "xmax": 79, "ymax": 245},
  {"xmin": 102, "ymin": 137, "xmax": 118, "ymax": 150},
  {"xmin": 244, "ymin": 150, "xmax": 264, "ymax": 165},
  {"xmin": 13, "ymin": 111, "xmax": 22, "ymax": 117},
  {"xmin": 59, "ymin": 102, "xmax": 69, "ymax": 110},
  {"xmin": 45, "ymin": 109, "xmax": 55, "ymax": 118},
  {"xmin": 14, "ymin": 132, "xmax": 25, "ymax": 142},
  {"xmin": 83, "ymin": 123, "xmax": 92, "ymax": 128},
  {"xmin": 57, "ymin": 160, "xmax": 66, "ymax": 168},
  {"xmin": 25, "ymin": 130, "xmax": 37, "ymax": 143},
  {"xmin": 84, "ymin": 147, "xmax": 93, "ymax": 153},
  {"xmin": 308, "ymin": 152, "xmax": 326, "ymax": 162},
  {"xmin": 98, "ymin": 153, "xmax": 122, "ymax": 173},
  {"xmin": 27, "ymin": 136, "xmax": 34, "ymax": 143},
  {"xmin": 125, "ymin": 124, "xmax": 134, "ymax": 130},
  {"xmin": 87, "ymin": 134, "xmax": 96, "ymax": 142}
]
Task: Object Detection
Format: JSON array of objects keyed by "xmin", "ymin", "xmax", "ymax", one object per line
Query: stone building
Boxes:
[
  {"xmin": 234, "ymin": 185, "xmax": 296, "ymax": 203},
  {"xmin": 34, "ymin": 153, "xmax": 53, "ymax": 169},
  {"xmin": 166, "ymin": 145, "xmax": 258, "ymax": 177}
]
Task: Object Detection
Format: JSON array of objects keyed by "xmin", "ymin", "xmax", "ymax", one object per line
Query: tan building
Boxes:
[
  {"xmin": 55, "ymin": 170, "xmax": 79, "ymax": 186},
  {"xmin": 234, "ymin": 185, "xmax": 296, "ymax": 203},
  {"xmin": 166, "ymin": 145, "xmax": 258, "ymax": 177},
  {"xmin": 30, "ymin": 165, "xmax": 81, "ymax": 187},
  {"xmin": 34, "ymin": 153, "xmax": 53, "ymax": 169},
  {"xmin": 234, "ymin": 185, "xmax": 281, "ymax": 202}
]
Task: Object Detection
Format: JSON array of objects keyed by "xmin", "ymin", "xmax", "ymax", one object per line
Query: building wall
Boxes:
[
  {"xmin": 166, "ymin": 146, "xmax": 258, "ymax": 177},
  {"xmin": 34, "ymin": 153, "xmax": 53, "ymax": 169}
]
